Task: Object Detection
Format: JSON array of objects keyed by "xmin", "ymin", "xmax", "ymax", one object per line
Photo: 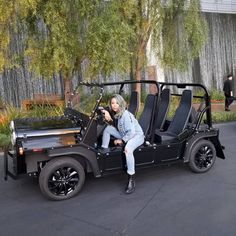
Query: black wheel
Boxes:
[
  {"xmin": 39, "ymin": 157, "xmax": 85, "ymax": 200},
  {"xmin": 189, "ymin": 139, "xmax": 216, "ymax": 173}
]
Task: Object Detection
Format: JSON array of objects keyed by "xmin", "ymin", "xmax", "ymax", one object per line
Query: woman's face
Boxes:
[{"xmin": 110, "ymin": 98, "xmax": 120, "ymax": 113}]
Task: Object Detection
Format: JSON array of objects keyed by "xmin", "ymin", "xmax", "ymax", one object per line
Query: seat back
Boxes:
[
  {"xmin": 154, "ymin": 88, "xmax": 171, "ymax": 130},
  {"xmin": 128, "ymin": 91, "xmax": 139, "ymax": 116},
  {"xmin": 139, "ymin": 94, "xmax": 157, "ymax": 137},
  {"xmin": 167, "ymin": 90, "xmax": 193, "ymax": 135}
]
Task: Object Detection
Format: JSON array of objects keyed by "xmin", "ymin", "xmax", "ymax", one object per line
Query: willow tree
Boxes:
[
  {"xmin": 0, "ymin": 0, "xmax": 207, "ymax": 99},
  {"xmin": 120, "ymin": 0, "xmax": 208, "ymax": 93},
  {"xmin": 0, "ymin": 0, "xmax": 135, "ymax": 103}
]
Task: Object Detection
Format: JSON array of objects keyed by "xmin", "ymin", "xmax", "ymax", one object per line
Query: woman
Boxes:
[{"xmin": 101, "ymin": 94, "xmax": 144, "ymax": 194}]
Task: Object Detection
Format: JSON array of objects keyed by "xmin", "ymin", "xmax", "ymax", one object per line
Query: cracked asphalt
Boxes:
[{"xmin": 1, "ymin": 122, "xmax": 236, "ymax": 236}]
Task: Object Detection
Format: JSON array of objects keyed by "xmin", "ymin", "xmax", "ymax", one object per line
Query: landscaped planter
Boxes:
[{"xmin": 211, "ymin": 100, "xmax": 224, "ymax": 103}]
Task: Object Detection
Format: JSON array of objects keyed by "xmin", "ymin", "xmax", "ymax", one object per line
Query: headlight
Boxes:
[{"xmin": 10, "ymin": 120, "xmax": 16, "ymax": 145}]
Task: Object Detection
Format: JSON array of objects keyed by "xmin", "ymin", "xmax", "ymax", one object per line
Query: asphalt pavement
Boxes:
[{"xmin": 1, "ymin": 122, "xmax": 236, "ymax": 236}]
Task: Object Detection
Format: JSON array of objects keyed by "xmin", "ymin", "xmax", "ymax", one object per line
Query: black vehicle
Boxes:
[{"xmin": 4, "ymin": 80, "xmax": 225, "ymax": 200}]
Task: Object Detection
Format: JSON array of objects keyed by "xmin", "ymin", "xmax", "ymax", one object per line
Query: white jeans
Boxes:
[{"xmin": 102, "ymin": 126, "xmax": 144, "ymax": 175}]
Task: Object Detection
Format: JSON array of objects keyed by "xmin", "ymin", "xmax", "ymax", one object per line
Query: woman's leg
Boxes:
[
  {"xmin": 124, "ymin": 135, "xmax": 144, "ymax": 175},
  {"xmin": 102, "ymin": 125, "xmax": 122, "ymax": 148}
]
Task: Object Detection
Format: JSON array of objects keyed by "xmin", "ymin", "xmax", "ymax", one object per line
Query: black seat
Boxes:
[
  {"xmin": 155, "ymin": 90, "xmax": 193, "ymax": 142},
  {"xmin": 128, "ymin": 91, "xmax": 139, "ymax": 116},
  {"xmin": 139, "ymin": 94, "xmax": 157, "ymax": 138},
  {"xmin": 154, "ymin": 88, "xmax": 171, "ymax": 130}
]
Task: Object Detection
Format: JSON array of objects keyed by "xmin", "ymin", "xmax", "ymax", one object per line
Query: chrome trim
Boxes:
[
  {"xmin": 10, "ymin": 121, "xmax": 16, "ymax": 145},
  {"xmin": 15, "ymin": 127, "xmax": 81, "ymax": 139}
]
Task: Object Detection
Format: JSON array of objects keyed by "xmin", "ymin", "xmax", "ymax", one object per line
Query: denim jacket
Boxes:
[{"xmin": 117, "ymin": 110, "xmax": 144, "ymax": 143}]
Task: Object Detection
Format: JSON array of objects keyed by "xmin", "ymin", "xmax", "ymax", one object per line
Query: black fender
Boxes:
[
  {"xmin": 183, "ymin": 129, "xmax": 225, "ymax": 162},
  {"xmin": 47, "ymin": 144, "xmax": 101, "ymax": 177}
]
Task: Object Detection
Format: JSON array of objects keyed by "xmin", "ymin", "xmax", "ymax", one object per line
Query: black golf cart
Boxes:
[{"xmin": 4, "ymin": 80, "xmax": 225, "ymax": 200}]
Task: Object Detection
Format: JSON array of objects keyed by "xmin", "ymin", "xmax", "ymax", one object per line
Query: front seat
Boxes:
[{"xmin": 139, "ymin": 94, "xmax": 157, "ymax": 139}]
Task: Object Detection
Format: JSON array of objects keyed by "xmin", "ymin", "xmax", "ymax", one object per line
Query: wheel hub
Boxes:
[
  {"xmin": 196, "ymin": 145, "xmax": 213, "ymax": 168},
  {"xmin": 200, "ymin": 154, "xmax": 207, "ymax": 161},
  {"xmin": 48, "ymin": 167, "xmax": 79, "ymax": 196}
]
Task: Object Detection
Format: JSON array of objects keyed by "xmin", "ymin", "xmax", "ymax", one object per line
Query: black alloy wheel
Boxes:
[
  {"xmin": 49, "ymin": 167, "xmax": 79, "ymax": 195},
  {"xmin": 39, "ymin": 157, "xmax": 85, "ymax": 200},
  {"xmin": 189, "ymin": 139, "xmax": 216, "ymax": 173}
]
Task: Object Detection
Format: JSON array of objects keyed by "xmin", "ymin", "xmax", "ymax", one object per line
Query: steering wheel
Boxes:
[
  {"xmin": 64, "ymin": 107, "xmax": 91, "ymax": 131},
  {"xmin": 96, "ymin": 106, "xmax": 107, "ymax": 125}
]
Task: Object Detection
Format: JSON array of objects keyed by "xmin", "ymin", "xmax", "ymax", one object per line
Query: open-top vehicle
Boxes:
[{"xmin": 4, "ymin": 80, "xmax": 225, "ymax": 200}]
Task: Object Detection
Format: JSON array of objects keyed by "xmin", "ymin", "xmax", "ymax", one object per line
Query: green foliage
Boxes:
[
  {"xmin": 160, "ymin": 0, "xmax": 208, "ymax": 70},
  {"xmin": 209, "ymin": 89, "xmax": 224, "ymax": 101},
  {"xmin": 185, "ymin": 1, "xmax": 208, "ymax": 57},
  {"xmin": 25, "ymin": 0, "xmax": 87, "ymax": 78},
  {"xmin": 0, "ymin": 0, "xmax": 208, "ymax": 81},
  {"xmin": 85, "ymin": 1, "xmax": 135, "ymax": 77},
  {"xmin": 26, "ymin": 104, "xmax": 64, "ymax": 117},
  {"xmin": 194, "ymin": 89, "xmax": 204, "ymax": 97},
  {"xmin": 194, "ymin": 89, "xmax": 224, "ymax": 101},
  {"xmin": 0, "ymin": 106, "xmax": 24, "ymax": 147},
  {"xmin": 0, "ymin": 0, "xmax": 136, "ymax": 79},
  {"xmin": 0, "ymin": 134, "xmax": 11, "ymax": 147},
  {"xmin": 212, "ymin": 111, "xmax": 236, "ymax": 123}
]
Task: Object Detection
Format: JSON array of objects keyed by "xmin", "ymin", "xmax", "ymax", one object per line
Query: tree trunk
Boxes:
[
  {"xmin": 134, "ymin": 22, "xmax": 152, "ymax": 106},
  {"xmin": 147, "ymin": 66, "xmax": 158, "ymax": 94},
  {"xmin": 135, "ymin": 56, "xmax": 142, "ymax": 106},
  {"xmin": 64, "ymin": 80, "xmax": 73, "ymax": 107}
]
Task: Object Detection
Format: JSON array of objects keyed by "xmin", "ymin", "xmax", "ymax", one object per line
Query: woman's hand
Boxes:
[
  {"xmin": 102, "ymin": 110, "xmax": 112, "ymax": 122},
  {"xmin": 114, "ymin": 139, "xmax": 123, "ymax": 146}
]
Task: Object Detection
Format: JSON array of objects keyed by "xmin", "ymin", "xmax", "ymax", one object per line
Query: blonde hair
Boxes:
[{"xmin": 110, "ymin": 94, "xmax": 126, "ymax": 118}]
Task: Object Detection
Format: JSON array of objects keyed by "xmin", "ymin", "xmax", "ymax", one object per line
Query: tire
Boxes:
[
  {"xmin": 189, "ymin": 139, "xmax": 216, "ymax": 173},
  {"xmin": 39, "ymin": 157, "xmax": 85, "ymax": 201}
]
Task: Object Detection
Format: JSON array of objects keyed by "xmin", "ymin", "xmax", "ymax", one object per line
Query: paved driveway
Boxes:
[{"xmin": 0, "ymin": 122, "xmax": 236, "ymax": 236}]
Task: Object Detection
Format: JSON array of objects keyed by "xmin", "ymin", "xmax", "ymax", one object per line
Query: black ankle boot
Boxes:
[{"xmin": 125, "ymin": 174, "xmax": 135, "ymax": 194}]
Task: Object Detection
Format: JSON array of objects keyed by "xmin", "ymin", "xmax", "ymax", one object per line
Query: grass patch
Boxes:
[{"xmin": 212, "ymin": 111, "xmax": 236, "ymax": 123}]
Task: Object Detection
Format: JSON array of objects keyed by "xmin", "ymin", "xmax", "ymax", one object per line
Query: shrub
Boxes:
[
  {"xmin": 194, "ymin": 89, "xmax": 224, "ymax": 101},
  {"xmin": 210, "ymin": 89, "xmax": 224, "ymax": 101}
]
